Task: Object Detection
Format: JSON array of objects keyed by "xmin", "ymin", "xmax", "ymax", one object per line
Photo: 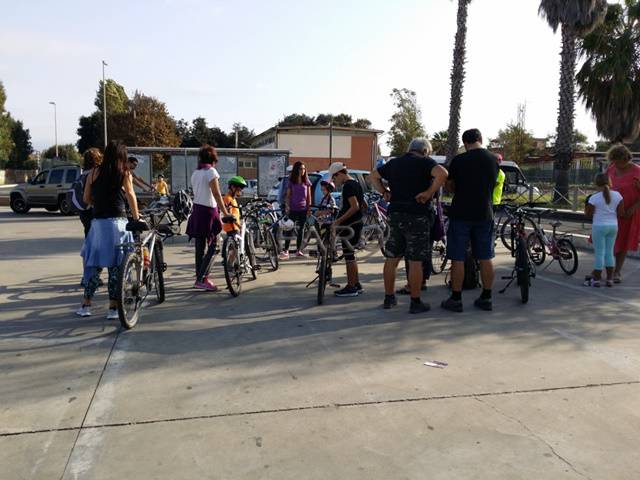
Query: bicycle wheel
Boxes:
[
  {"xmin": 153, "ymin": 242, "xmax": 165, "ymax": 303},
  {"xmin": 223, "ymin": 235, "xmax": 242, "ymax": 297},
  {"xmin": 265, "ymin": 230, "xmax": 279, "ymax": 271},
  {"xmin": 379, "ymin": 221, "xmax": 390, "ymax": 256},
  {"xmin": 526, "ymin": 232, "xmax": 546, "ymax": 266},
  {"xmin": 317, "ymin": 251, "xmax": 327, "ymax": 305},
  {"xmin": 500, "ymin": 216, "xmax": 537, "ymax": 252},
  {"xmin": 431, "ymin": 239, "xmax": 448, "ymax": 274},
  {"xmin": 515, "ymin": 237, "xmax": 530, "ymax": 304},
  {"xmin": 557, "ymin": 238, "xmax": 578, "ymax": 275},
  {"xmin": 117, "ymin": 251, "xmax": 143, "ymax": 329},
  {"xmin": 247, "ymin": 234, "xmax": 258, "ymax": 280}
]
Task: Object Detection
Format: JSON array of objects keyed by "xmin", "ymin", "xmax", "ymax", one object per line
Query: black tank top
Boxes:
[{"xmin": 91, "ymin": 171, "xmax": 126, "ymax": 219}]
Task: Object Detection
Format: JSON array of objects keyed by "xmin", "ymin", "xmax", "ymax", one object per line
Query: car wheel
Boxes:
[
  {"xmin": 59, "ymin": 196, "xmax": 74, "ymax": 215},
  {"xmin": 10, "ymin": 195, "xmax": 30, "ymax": 214}
]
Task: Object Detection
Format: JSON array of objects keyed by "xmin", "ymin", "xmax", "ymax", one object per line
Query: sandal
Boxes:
[{"xmin": 613, "ymin": 274, "xmax": 622, "ymax": 284}]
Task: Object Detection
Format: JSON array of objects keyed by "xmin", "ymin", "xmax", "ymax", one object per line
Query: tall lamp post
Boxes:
[
  {"xmin": 102, "ymin": 60, "xmax": 108, "ymax": 148},
  {"xmin": 48, "ymin": 101, "xmax": 58, "ymax": 159}
]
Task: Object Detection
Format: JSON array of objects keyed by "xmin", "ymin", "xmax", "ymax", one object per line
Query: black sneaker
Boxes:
[
  {"xmin": 355, "ymin": 282, "xmax": 364, "ymax": 295},
  {"xmin": 473, "ymin": 297, "xmax": 493, "ymax": 311},
  {"xmin": 441, "ymin": 297, "xmax": 463, "ymax": 313},
  {"xmin": 409, "ymin": 301, "xmax": 431, "ymax": 314},
  {"xmin": 383, "ymin": 295, "xmax": 397, "ymax": 309},
  {"xmin": 335, "ymin": 285, "xmax": 359, "ymax": 297}
]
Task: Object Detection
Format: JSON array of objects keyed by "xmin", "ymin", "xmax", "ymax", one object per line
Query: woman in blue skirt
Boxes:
[{"xmin": 77, "ymin": 141, "xmax": 141, "ymax": 319}]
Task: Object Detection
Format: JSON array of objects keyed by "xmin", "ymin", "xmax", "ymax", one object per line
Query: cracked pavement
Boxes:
[{"xmin": 1, "ymin": 208, "xmax": 639, "ymax": 479}]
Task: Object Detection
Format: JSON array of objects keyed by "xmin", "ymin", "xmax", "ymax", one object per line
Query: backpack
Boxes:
[
  {"xmin": 69, "ymin": 172, "xmax": 89, "ymax": 213},
  {"xmin": 462, "ymin": 248, "xmax": 480, "ymax": 290}
]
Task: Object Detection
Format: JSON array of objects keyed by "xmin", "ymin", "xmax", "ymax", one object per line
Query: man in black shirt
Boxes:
[
  {"xmin": 371, "ymin": 138, "xmax": 448, "ymax": 313},
  {"xmin": 329, "ymin": 162, "xmax": 365, "ymax": 297},
  {"xmin": 442, "ymin": 129, "xmax": 498, "ymax": 312}
]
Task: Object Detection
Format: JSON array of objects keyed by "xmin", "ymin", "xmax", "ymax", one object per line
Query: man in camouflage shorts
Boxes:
[{"xmin": 370, "ymin": 138, "xmax": 448, "ymax": 314}]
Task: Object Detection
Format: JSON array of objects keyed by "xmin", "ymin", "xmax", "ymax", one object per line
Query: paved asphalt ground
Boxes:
[{"xmin": 1, "ymin": 206, "xmax": 639, "ymax": 480}]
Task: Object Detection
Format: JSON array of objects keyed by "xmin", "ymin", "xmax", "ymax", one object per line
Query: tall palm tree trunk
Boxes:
[
  {"xmin": 554, "ymin": 24, "xmax": 577, "ymax": 202},
  {"xmin": 446, "ymin": 0, "xmax": 471, "ymax": 163}
]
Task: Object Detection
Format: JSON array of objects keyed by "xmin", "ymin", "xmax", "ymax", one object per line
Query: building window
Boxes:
[{"xmin": 238, "ymin": 160, "xmax": 257, "ymax": 169}]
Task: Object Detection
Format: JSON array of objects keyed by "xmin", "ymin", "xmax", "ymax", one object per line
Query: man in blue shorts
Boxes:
[{"xmin": 442, "ymin": 129, "xmax": 498, "ymax": 312}]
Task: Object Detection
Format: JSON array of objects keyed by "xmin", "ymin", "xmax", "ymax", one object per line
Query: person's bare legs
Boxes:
[
  {"xmin": 478, "ymin": 259, "xmax": 494, "ymax": 289},
  {"xmin": 408, "ymin": 260, "xmax": 424, "ymax": 299},
  {"xmin": 614, "ymin": 251, "xmax": 627, "ymax": 280},
  {"xmin": 384, "ymin": 257, "xmax": 402, "ymax": 295},
  {"xmin": 346, "ymin": 260, "xmax": 359, "ymax": 287},
  {"xmin": 449, "ymin": 260, "xmax": 464, "ymax": 292}
]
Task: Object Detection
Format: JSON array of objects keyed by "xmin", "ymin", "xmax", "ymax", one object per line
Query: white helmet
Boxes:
[{"xmin": 279, "ymin": 216, "xmax": 295, "ymax": 231}]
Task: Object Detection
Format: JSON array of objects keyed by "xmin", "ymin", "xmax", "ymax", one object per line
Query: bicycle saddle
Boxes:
[
  {"xmin": 222, "ymin": 215, "xmax": 236, "ymax": 224},
  {"xmin": 126, "ymin": 219, "xmax": 150, "ymax": 232},
  {"xmin": 550, "ymin": 221, "xmax": 562, "ymax": 228}
]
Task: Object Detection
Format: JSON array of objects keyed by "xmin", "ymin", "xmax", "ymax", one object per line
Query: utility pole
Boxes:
[
  {"xmin": 102, "ymin": 60, "xmax": 108, "ymax": 148},
  {"xmin": 48, "ymin": 102, "xmax": 58, "ymax": 158},
  {"xmin": 329, "ymin": 115, "xmax": 333, "ymax": 167}
]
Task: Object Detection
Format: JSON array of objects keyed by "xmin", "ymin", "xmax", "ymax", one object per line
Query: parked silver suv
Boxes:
[{"xmin": 10, "ymin": 165, "xmax": 80, "ymax": 214}]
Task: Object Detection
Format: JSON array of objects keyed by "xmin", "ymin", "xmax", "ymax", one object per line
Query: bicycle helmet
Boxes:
[
  {"xmin": 228, "ymin": 176, "xmax": 248, "ymax": 188},
  {"xmin": 172, "ymin": 189, "xmax": 193, "ymax": 222},
  {"xmin": 320, "ymin": 180, "xmax": 336, "ymax": 192},
  {"xmin": 278, "ymin": 216, "xmax": 295, "ymax": 232}
]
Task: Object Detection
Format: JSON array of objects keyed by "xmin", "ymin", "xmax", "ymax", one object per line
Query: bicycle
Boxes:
[
  {"xmin": 221, "ymin": 212, "xmax": 258, "ymax": 297},
  {"xmin": 116, "ymin": 207, "xmax": 173, "ymax": 329},
  {"xmin": 360, "ymin": 192, "xmax": 390, "ymax": 255},
  {"xmin": 525, "ymin": 212, "xmax": 579, "ymax": 275},
  {"xmin": 499, "ymin": 205, "xmax": 536, "ymax": 304},
  {"xmin": 497, "ymin": 203, "xmax": 540, "ymax": 252},
  {"xmin": 244, "ymin": 201, "xmax": 279, "ymax": 271}
]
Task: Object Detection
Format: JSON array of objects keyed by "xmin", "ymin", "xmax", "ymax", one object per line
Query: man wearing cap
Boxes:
[
  {"xmin": 329, "ymin": 162, "xmax": 365, "ymax": 297},
  {"xmin": 127, "ymin": 156, "xmax": 154, "ymax": 192},
  {"xmin": 370, "ymin": 138, "xmax": 448, "ymax": 313}
]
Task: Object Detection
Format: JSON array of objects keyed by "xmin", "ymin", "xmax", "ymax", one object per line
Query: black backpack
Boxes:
[
  {"xmin": 462, "ymin": 248, "xmax": 480, "ymax": 290},
  {"xmin": 69, "ymin": 172, "xmax": 89, "ymax": 213}
]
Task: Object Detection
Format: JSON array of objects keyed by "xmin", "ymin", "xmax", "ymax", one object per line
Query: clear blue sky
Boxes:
[{"xmin": 0, "ymin": 0, "xmax": 602, "ymax": 153}]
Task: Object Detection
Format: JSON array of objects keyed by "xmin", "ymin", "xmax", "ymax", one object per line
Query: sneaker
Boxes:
[
  {"xmin": 295, "ymin": 251, "xmax": 305, "ymax": 257},
  {"xmin": 441, "ymin": 297, "xmax": 463, "ymax": 313},
  {"xmin": 106, "ymin": 309, "xmax": 119, "ymax": 320},
  {"xmin": 194, "ymin": 280, "xmax": 217, "ymax": 292},
  {"xmin": 409, "ymin": 301, "xmax": 431, "ymax": 314},
  {"xmin": 473, "ymin": 297, "xmax": 493, "ymax": 311},
  {"xmin": 76, "ymin": 305, "xmax": 92, "ymax": 317},
  {"xmin": 334, "ymin": 285, "xmax": 360, "ymax": 297},
  {"xmin": 279, "ymin": 251, "xmax": 290, "ymax": 260},
  {"xmin": 606, "ymin": 279, "xmax": 614, "ymax": 288},
  {"xmin": 583, "ymin": 278, "xmax": 601, "ymax": 288},
  {"xmin": 355, "ymin": 282, "xmax": 364, "ymax": 294},
  {"xmin": 202, "ymin": 277, "xmax": 219, "ymax": 292},
  {"xmin": 383, "ymin": 295, "xmax": 397, "ymax": 309},
  {"xmin": 613, "ymin": 274, "xmax": 622, "ymax": 284}
]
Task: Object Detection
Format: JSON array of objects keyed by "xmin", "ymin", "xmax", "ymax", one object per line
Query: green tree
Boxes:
[
  {"xmin": 0, "ymin": 81, "xmax": 14, "ymax": 162},
  {"xmin": 231, "ymin": 122, "xmax": 255, "ymax": 148},
  {"xmin": 387, "ymin": 88, "xmax": 426, "ymax": 156},
  {"xmin": 278, "ymin": 113, "xmax": 315, "ymax": 127},
  {"xmin": 548, "ymin": 129, "xmax": 593, "ymax": 151},
  {"xmin": 431, "ymin": 130, "xmax": 449, "ymax": 155},
  {"xmin": 42, "ymin": 144, "xmax": 81, "ymax": 163},
  {"xmin": 95, "ymin": 79, "xmax": 129, "ymax": 114},
  {"xmin": 490, "ymin": 124, "xmax": 536, "ymax": 163},
  {"xmin": 446, "ymin": 0, "xmax": 472, "ymax": 162},
  {"xmin": 539, "ymin": 0, "xmax": 607, "ymax": 200},
  {"xmin": 353, "ymin": 118, "xmax": 372, "ymax": 129},
  {"xmin": 577, "ymin": 1, "xmax": 640, "ymax": 144},
  {"xmin": 7, "ymin": 120, "xmax": 33, "ymax": 168},
  {"xmin": 76, "ymin": 112, "xmax": 102, "ymax": 153}
]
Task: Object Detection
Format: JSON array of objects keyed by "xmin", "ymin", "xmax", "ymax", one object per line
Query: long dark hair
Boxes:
[
  {"xmin": 99, "ymin": 141, "xmax": 128, "ymax": 188},
  {"xmin": 594, "ymin": 173, "xmax": 612, "ymax": 204},
  {"xmin": 289, "ymin": 161, "xmax": 308, "ymax": 185},
  {"xmin": 198, "ymin": 144, "xmax": 218, "ymax": 168}
]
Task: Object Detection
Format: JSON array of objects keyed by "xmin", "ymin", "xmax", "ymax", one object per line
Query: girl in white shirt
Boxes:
[
  {"xmin": 584, "ymin": 173, "xmax": 624, "ymax": 287},
  {"xmin": 185, "ymin": 145, "xmax": 229, "ymax": 291}
]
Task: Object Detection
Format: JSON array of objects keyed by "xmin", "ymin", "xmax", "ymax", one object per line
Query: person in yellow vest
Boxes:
[
  {"xmin": 493, "ymin": 154, "xmax": 506, "ymax": 206},
  {"xmin": 154, "ymin": 174, "xmax": 170, "ymax": 196}
]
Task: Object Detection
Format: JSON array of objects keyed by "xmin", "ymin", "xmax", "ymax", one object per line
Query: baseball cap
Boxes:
[{"xmin": 328, "ymin": 162, "xmax": 347, "ymax": 176}]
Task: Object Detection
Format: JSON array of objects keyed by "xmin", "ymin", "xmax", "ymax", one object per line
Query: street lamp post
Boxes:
[
  {"xmin": 48, "ymin": 101, "xmax": 58, "ymax": 158},
  {"xmin": 102, "ymin": 60, "xmax": 108, "ymax": 148}
]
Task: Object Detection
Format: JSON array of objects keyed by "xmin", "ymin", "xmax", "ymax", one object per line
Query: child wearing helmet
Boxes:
[
  {"xmin": 223, "ymin": 176, "xmax": 247, "ymax": 233},
  {"xmin": 317, "ymin": 180, "xmax": 338, "ymax": 223}
]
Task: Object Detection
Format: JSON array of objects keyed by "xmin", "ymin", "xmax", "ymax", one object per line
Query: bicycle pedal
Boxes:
[{"xmin": 161, "ymin": 262, "xmax": 168, "ymax": 272}]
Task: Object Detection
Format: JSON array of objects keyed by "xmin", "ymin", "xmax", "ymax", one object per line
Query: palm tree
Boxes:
[
  {"xmin": 577, "ymin": 1, "xmax": 640, "ymax": 144},
  {"xmin": 431, "ymin": 130, "xmax": 449, "ymax": 155},
  {"xmin": 538, "ymin": 0, "xmax": 607, "ymax": 201},
  {"xmin": 445, "ymin": 0, "xmax": 472, "ymax": 163}
]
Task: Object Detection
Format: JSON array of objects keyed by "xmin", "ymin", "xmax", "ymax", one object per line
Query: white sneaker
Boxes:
[
  {"xmin": 106, "ymin": 309, "xmax": 119, "ymax": 320},
  {"xmin": 76, "ymin": 305, "xmax": 92, "ymax": 317}
]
